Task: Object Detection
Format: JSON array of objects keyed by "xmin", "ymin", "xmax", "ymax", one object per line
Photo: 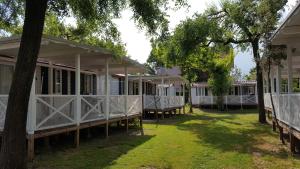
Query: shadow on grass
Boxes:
[
  {"xmin": 32, "ymin": 130, "xmax": 154, "ymax": 169},
  {"xmin": 174, "ymin": 109, "xmax": 290, "ymax": 159},
  {"xmin": 147, "ymin": 108, "xmax": 291, "ymax": 160}
]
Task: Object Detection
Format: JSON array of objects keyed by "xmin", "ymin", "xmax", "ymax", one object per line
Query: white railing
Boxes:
[
  {"xmin": 0, "ymin": 95, "xmax": 8, "ymax": 130},
  {"xmin": 264, "ymin": 93, "xmax": 300, "ymax": 131},
  {"xmin": 35, "ymin": 95, "xmax": 76, "ymax": 131},
  {"xmin": 144, "ymin": 95, "xmax": 162, "ymax": 110},
  {"xmin": 143, "ymin": 95, "xmax": 184, "ymax": 110},
  {"xmin": 81, "ymin": 95, "xmax": 106, "ymax": 123},
  {"xmin": 0, "ymin": 94, "xmax": 143, "ymax": 132},
  {"xmin": 193, "ymin": 95, "xmax": 258, "ymax": 106},
  {"xmin": 127, "ymin": 96, "xmax": 142, "ymax": 115},
  {"xmin": 109, "ymin": 95, "xmax": 126, "ymax": 118}
]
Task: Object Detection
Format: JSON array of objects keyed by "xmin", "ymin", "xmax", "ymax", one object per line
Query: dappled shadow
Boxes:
[
  {"xmin": 145, "ymin": 108, "xmax": 293, "ymax": 160},
  {"xmin": 31, "ymin": 129, "xmax": 154, "ymax": 169},
  {"xmin": 175, "ymin": 110, "xmax": 292, "ymax": 160}
]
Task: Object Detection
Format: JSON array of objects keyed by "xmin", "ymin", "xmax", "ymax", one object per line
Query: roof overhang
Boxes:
[
  {"xmin": 129, "ymin": 75, "xmax": 187, "ymax": 86},
  {"xmin": 0, "ymin": 35, "xmax": 145, "ymax": 74},
  {"xmin": 272, "ymin": 2, "xmax": 300, "ymax": 46}
]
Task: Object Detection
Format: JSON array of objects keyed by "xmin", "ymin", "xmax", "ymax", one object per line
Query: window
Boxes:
[
  {"xmin": 274, "ymin": 78, "xmax": 277, "ymax": 93},
  {"xmin": 205, "ymin": 87, "xmax": 208, "ymax": 96},
  {"xmin": 53, "ymin": 69, "xmax": 62, "ymax": 94}
]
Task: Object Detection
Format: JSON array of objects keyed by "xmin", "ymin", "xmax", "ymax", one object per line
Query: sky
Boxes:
[{"xmin": 113, "ymin": 0, "xmax": 298, "ymax": 75}]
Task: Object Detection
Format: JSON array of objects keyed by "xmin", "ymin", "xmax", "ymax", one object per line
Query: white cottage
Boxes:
[
  {"xmin": 262, "ymin": 2, "xmax": 300, "ymax": 153},
  {"xmin": 0, "ymin": 35, "xmax": 145, "ymax": 159},
  {"xmin": 191, "ymin": 80, "xmax": 257, "ymax": 108}
]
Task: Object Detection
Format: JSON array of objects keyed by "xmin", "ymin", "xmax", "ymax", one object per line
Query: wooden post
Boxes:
[
  {"xmin": 105, "ymin": 58, "xmax": 110, "ymax": 138},
  {"xmin": 289, "ymin": 130, "xmax": 296, "ymax": 154},
  {"xmin": 140, "ymin": 116, "xmax": 144, "ymax": 136},
  {"xmin": 27, "ymin": 134, "xmax": 34, "ymax": 161},
  {"xmin": 279, "ymin": 126, "xmax": 285, "ymax": 144},
  {"xmin": 272, "ymin": 120, "xmax": 276, "ymax": 132},
  {"xmin": 75, "ymin": 54, "xmax": 81, "ymax": 147}
]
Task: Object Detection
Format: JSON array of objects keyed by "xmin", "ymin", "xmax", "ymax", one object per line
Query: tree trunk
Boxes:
[
  {"xmin": 216, "ymin": 95, "xmax": 224, "ymax": 111},
  {"xmin": 188, "ymin": 82, "xmax": 193, "ymax": 113},
  {"xmin": 0, "ymin": 0, "xmax": 48, "ymax": 168},
  {"xmin": 252, "ymin": 40, "xmax": 266, "ymax": 123}
]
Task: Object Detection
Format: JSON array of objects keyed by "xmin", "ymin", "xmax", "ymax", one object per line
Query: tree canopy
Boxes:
[
  {"xmin": 155, "ymin": 0, "xmax": 287, "ymax": 123},
  {"xmin": 0, "ymin": 0, "xmax": 188, "ymax": 168}
]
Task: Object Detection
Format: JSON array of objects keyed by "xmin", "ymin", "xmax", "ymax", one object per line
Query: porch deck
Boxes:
[{"xmin": 264, "ymin": 93, "xmax": 300, "ymax": 153}]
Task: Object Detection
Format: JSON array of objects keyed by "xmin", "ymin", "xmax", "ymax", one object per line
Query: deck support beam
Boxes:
[
  {"xmin": 289, "ymin": 130, "xmax": 296, "ymax": 154},
  {"xmin": 27, "ymin": 134, "xmax": 34, "ymax": 161}
]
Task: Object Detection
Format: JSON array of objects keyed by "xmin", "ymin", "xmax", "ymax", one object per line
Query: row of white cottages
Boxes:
[
  {"xmin": 0, "ymin": 36, "xmax": 186, "ymax": 158},
  {"xmin": 191, "ymin": 80, "xmax": 258, "ymax": 108}
]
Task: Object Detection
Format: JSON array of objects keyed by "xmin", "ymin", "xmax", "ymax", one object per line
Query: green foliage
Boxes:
[
  {"xmin": 0, "ymin": 0, "xmax": 188, "ymax": 57},
  {"xmin": 231, "ymin": 66, "xmax": 242, "ymax": 81},
  {"xmin": 244, "ymin": 67, "xmax": 256, "ymax": 80},
  {"xmin": 207, "ymin": 49, "xmax": 234, "ymax": 96}
]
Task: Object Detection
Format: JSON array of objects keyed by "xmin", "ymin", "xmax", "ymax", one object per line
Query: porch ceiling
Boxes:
[
  {"xmin": 272, "ymin": 2, "xmax": 300, "ymax": 46},
  {"xmin": 0, "ymin": 35, "xmax": 145, "ymax": 74}
]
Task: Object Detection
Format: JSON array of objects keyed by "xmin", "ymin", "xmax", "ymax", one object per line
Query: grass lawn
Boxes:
[{"xmin": 31, "ymin": 109, "xmax": 300, "ymax": 169}]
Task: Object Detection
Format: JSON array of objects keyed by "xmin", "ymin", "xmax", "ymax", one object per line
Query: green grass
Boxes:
[{"xmin": 32, "ymin": 109, "xmax": 300, "ymax": 169}]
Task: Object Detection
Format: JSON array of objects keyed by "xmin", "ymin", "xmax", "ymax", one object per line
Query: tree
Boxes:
[
  {"xmin": 231, "ymin": 66, "xmax": 242, "ymax": 81},
  {"xmin": 168, "ymin": 0, "xmax": 287, "ymax": 123},
  {"xmin": 244, "ymin": 67, "xmax": 256, "ymax": 80},
  {"xmin": 262, "ymin": 44, "xmax": 286, "ymax": 143},
  {"xmin": 148, "ymin": 22, "xmax": 234, "ymax": 112},
  {"xmin": 207, "ymin": 49, "xmax": 234, "ymax": 111},
  {"xmin": 0, "ymin": 0, "xmax": 187, "ymax": 168}
]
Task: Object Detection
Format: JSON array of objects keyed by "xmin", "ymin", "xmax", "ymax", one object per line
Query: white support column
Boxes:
[
  {"xmin": 287, "ymin": 46, "xmax": 293, "ymax": 125},
  {"xmin": 75, "ymin": 54, "xmax": 81, "ymax": 125},
  {"xmin": 160, "ymin": 77, "xmax": 165, "ymax": 109},
  {"xmin": 270, "ymin": 69, "xmax": 275, "ymax": 93},
  {"xmin": 139, "ymin": 74, "xmax": 143, "ymax": 113},
  {"xmin": 105, "ymin": 59, "xmax": 110, "ymax": 120},
  {"xmin": 287, "ymin": 46, "xmax": 293, "ymax": 93},
  {"xmin": 139, "ymin": 74, "xmax": 142, "ymax": 96},
  {"xmin": 240, "ymin": 84, "xmax": 243, "ymax": 109},
  {"xmin": 96, "ymin": 71, "xmax": 101, "ymax": 95},
  {"xmin": 276, "ymin": 64, "xmax": 281, "ymax": 115},
  {"xmin": 124, "ymin": 66, "xmax": 128, "ymax": 116},
  {"xmin": 49, "ymin": 62, "xmax": 53, "ymax": 95},
  {"xmin": 276, "ymin": 65, "xmax": 281, "ymax": 95},
  {"xmin": 28, "ymin": 71, "xmax": 37, "ymax": 134}
]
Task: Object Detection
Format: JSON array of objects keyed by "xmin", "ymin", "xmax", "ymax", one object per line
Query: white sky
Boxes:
[{"xmin": 113, "ymin": 0, "xmax": 298, "ymax": 75}]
